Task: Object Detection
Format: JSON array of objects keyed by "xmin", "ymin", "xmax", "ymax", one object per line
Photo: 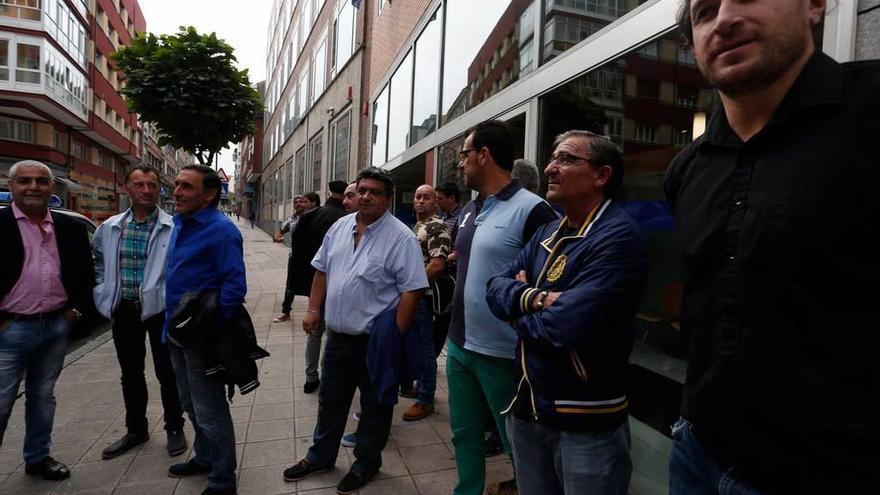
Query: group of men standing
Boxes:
[
  {"xmin": 1, "ymin": 1, "xmax": 878, "ymax": 494},
  {"xmin": 1, "ymin": 161, "xmax": 248, "ymax": 495}
]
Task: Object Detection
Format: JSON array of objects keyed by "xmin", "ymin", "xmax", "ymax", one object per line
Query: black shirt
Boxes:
[
  {"xmin": 287, "ymin": 197, "xmax": 346, "ymax": 296},
  {"xmin": 664, "ymin": 52, "xmax": 880, "ymax": 492}
]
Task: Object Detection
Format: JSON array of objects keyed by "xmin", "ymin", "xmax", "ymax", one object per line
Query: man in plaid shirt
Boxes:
[{"xmin": 92, "ymin": 165, "xmax": 186, "ymax": 460}]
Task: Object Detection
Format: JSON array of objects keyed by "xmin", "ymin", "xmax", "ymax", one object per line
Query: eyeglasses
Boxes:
[
  {"xmin": 458, "ymin": 148, "xmax": 477, "ymax": 161},
  {"xmin": 548, "ymin": 152, "xmax": 593, "ymax": 167}
]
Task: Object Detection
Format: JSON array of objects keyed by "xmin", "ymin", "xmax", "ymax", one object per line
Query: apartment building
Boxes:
[
  {"xmin": 140, "ymin": 120, "xmax": 194, "ymax": 213},
  {"xmin": 235, "ymin": 80, "xmax": 264, "ymax": 222},
  {"xmin": 260, "ymin": 0, "xmax": 361, "ymax": 230},
  {"xmin": 0, "ymin": 0, "xmax": 145, "ymax": 221}
]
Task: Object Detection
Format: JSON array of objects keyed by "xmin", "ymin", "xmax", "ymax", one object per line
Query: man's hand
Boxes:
[
  {"xmin": 273, "ymin": 232, "xmax": 284, "ymax": 242},
  {"xmin": 302, "ymin": 310, "xmax": 320, "ymax": 335},
  {"xmin": 63, "ymin": 308, "xmax": 82, "ymax": 321},
  {"xmin": 516, "ymin": 270, "xmax": 528, "ymax": 283},
  {"xmin": 544, "ymin": 292, "xmax": 561, "ymax": 308}
]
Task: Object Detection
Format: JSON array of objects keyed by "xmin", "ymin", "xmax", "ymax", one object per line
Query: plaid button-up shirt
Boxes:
[{"xmin": 119, "ymin": 209, "xmax": 158, "ymax": 301}]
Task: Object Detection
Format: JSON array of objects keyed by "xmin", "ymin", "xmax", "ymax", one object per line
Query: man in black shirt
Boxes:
[{"xmin": 665, "ymin": 1, "xmax": 880, "ymax": 493}]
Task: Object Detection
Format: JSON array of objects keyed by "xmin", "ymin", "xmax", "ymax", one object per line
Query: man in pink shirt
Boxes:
[{"xmin": 0, "ymin": 160, "xmax": 95, "ymax": 481}]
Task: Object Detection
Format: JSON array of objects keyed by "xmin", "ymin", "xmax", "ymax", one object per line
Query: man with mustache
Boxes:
[{"xmin": 666, "ymin": 0, "xmax": 880, "ymax": 492}]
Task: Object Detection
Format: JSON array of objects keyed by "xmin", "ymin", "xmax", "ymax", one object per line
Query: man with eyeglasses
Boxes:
[
  {"xmin": 448, "ymin": 120, "xmax": 557, "ymax": 495},
  {"xmin": 486, "ymin": 131, "xmax": 647, "ymax": 495}
]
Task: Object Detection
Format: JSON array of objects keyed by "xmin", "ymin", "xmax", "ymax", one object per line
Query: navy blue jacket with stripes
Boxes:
[{"xmin": 486, "ymin": 199, "xmax": 647, "ymax": 432}]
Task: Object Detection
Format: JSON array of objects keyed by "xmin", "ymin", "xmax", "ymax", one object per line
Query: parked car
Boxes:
[{"xmin": 1, "ymin": 192, "xmax": 102, "ymax": 339}]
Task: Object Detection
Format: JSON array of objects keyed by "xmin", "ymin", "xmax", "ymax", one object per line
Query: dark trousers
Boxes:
[
  {"xmin": 306, "ymin": 331, "xmax": 393, "ymax": 476},
  {"xmin": 112, "ymin": 300, "xmax": 184, "ymax": 434},
  {"xmin": 281, "ymin": 254, "xmax": 295, "ymax": 314},
  {"xmin": 433, "ymin": 310, "xmax": 451, "ymax": 358}
]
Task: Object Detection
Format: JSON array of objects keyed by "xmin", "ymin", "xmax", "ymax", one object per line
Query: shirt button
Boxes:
[
  {"xmin": 729, "ymin": 256, "xmax": 736, "ymax": 261},
  {"xmin": 735, "ymin": 201, "xmax": 743, "ymax": 206}
]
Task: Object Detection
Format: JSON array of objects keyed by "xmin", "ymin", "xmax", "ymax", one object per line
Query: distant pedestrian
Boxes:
[
  {"xmin": 277, "ymin": 181, "xmax": 348, "ymax": 393},
  {"xmin": 304, "ymin": 191, "xmax": 321, "ymax": 210},
  {"xmin": 0, "ymin": 160, "xmax": 95, "ymax": 481},
  {"xmin": 436, "ymin": 182, "xmax": 463, "ymax": 244},
  {"xmin": 342, "ymin": 181, "xmax": 360, "ymax": 214},
  {"xmin": 249, "ymin": 209, "xmax": 255, "ymax": 229},
  {"xmin": 283, "ymin": 167, "xmax": 427, "ymax": 494},
  {"xmin": 92, "ymin": 165, "xmax": 187, "ymax": 460},
  {"xmin": 487, "ymin": 131, "xmax": 647, "ymax": 495},
  {"xmin": 511, "ymin": 159, "xmax": 540, "ymax": 194},
  {"xmin": 164, "ymin": 165, "xmax": 247, "ymax": 495}
]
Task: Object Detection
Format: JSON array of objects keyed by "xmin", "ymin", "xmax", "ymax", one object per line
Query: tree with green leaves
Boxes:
[{"xmin": 113, "ymin": 26, "xmax": 263, "ymax": 166}]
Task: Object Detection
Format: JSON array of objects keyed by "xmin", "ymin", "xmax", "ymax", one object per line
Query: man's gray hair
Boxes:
[
  {"xmin": 512, "ymin": 159, "xmax": 540, "ymax": 194},
  {"xmin": 554, "ymin": 130, "xmax": 625, "ymax": 198},
  {"xmin": 9, "ymin": 160, "xmax": 54, "ymax": 181}
]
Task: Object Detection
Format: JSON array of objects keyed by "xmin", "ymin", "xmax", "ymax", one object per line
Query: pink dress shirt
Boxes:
[{"xmin": 0, "ymin": 204, "xmax": 68, "ymax": 314}]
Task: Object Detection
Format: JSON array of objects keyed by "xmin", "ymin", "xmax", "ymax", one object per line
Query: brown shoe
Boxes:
[
  {"xmin": 273, "ymin": 313, "xmax": 291, "ymax": 322},
  {"xmin": 487, "ymin": 479, "xmax": 517, "ymax": 495},
  {"xmin": 402, "ymin": 402, "xmax": 435, "ymax": 421}
]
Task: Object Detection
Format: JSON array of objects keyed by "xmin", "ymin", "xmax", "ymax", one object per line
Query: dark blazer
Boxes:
[
  {"xmin": 287, "ymin": 197, "xmax": 346, "ymax": 296},
  {"xmin": 0, "ymin": 206, "xmax": 96, "ymax": 316}
]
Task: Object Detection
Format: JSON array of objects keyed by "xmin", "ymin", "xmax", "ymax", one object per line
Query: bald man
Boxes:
[
  {"xmin": 400, "ymin": 185, "xmax": 452, "ymax": 421},
  {"xmin": 343, "ymin": 182, "xmax": 360, "ymax": 214}
]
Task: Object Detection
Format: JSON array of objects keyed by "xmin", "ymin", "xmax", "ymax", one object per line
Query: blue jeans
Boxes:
[
  {"xmin": 414, "ymin": 300, "xmax": 436, "ymax": 405},
  {"xmin": 307, "ymin": 331, "xmax": 393, "ymax": 476},
  {"xmin": 169, "ymin": 345, "xmax": 237, "ymax": 491},
  {"xmin": 507, "ymin": 415, "xmax": 631, "ymax": 495},
  {"xmin": 669, "ymin": 417, "xmax": 763, "ymax": 495},
  {"xmin": 0, "ymin": 315, "xmax": 70, "ymax": 464}
]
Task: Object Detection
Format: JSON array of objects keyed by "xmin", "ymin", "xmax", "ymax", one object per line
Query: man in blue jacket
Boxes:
[
  {"xmin": 486, "ymin": 130, "xmax": 647, "ymax": 495},
  {"xmin": 92, "ymin": 165, "xmax": 186, "ymax": 459},
  {"xmin": 164, "ymin": 165, "xmax": 247, "ymax": 495}
]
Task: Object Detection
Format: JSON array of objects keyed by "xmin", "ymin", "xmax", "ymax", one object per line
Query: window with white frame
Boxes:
[
  {"xmin": 298, "ymin": 69, "xmax": 309, "ymax": 118},
  {"xmin": 309, "ymin": 131, "xmax": 322, "ymax": 192},
  {"xmin": 332, "ymin": 0, "xmax": 355, "ymax": 76},
  {"xmin": 0, "ymin": 116, "xmax": 34, "ymax": 143},
  {"xmin": 15, "ymin": 42, "xmax": 40, "ymax": 84},
  {"xmin": 295, "ymin": 146, "xmax": 306, "ymax": 195},
  {"xmin": 0, "ymin": 39, "xmax": 8, "ymax": 80},
  {"xmin": 330, "ymin": 110, "xmax": 351, "ymax": 181},
  {"xmin": 0, "ymin": 0, "xmax": 41, "ymax": 21},
  {"xmin": 312, "ymin": 32, "xmax": 327, "ymax": 100}
]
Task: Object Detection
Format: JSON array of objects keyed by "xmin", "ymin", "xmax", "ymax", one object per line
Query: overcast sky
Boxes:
[{"xmin": 140, "ymin": 0, "xmax": 271, "ymax": 177}]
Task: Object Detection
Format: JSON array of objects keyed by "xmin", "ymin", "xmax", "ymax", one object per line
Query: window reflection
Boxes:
[
  {"xmin": 410, "ymin": 9, "xmax": 442, "ymax": 146},
  {"xmin": 538, "ymin": 31, "xmax": 718, "ymax": 395},
  {"xmin": 371, "ymin": 85, "xmax": 389, "ymax": 166},
  {"xmin": 541, "ymin": 0, "xmax": 632, "ymax": 64},
  {"xmin": 387, "ymin": 51, "xmax": 413, "ymax": 160},
  {"xmin": 442, "ymin": 0, "xmax": 535, "ymax": 125}
]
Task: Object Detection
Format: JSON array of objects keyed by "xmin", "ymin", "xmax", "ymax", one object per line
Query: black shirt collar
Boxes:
[{"xmin": 704, "ymin": 51, "xmax": 842, "ymax": 147}]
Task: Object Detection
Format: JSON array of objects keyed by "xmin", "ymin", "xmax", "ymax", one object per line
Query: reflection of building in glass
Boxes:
[{"xmin": 542, "ymin": 0, "xmax": 630, "ymax": 62}]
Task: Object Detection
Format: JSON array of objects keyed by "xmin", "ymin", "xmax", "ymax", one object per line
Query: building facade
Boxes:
[
  {"xmin": 235, "ymin": 80, "xmax": 264, "ymax": 223},
  {"xmin": 0, "ymin": 0, "xmax": 146, "ymax": 222},
  {"xmin": 260, "ymin": 0, "xmax": 362, "ymax": 231}
]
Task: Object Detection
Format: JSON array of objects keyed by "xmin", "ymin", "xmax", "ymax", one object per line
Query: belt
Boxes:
[{"xmin": 4, "ymin": 308, "xmax": 64, "ymax": 322}]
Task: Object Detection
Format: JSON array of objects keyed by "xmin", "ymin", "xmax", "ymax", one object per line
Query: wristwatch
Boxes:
[{"xmin": 71, "ymin": 308, "xmax": 84, "ymax": 320}]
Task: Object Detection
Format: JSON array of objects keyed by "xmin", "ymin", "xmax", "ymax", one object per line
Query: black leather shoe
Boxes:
[
  {"xmin": 336, "ymin": 470, "xmax": 373, "ymax": 494},
  {"xmin": 303, "ymin": 379, "xmax": 320, "ymax": 394},
  {"xmin": 102, "ymin": 432, "xmax": 149, "ymax": 459},
  {"xmin": 166, "ymin": 429, "xmax": 187, "ymax": 457},
  {"xmin": 168, "ymin": 458, "xmax": 212, "ymax": 478},
  {"xmin": 25, "ymin": 456, "xmax": 70, "ymax": 480},
  {"xmin": 201, "ymin": 487, "xmax": 237, "ymax": 495},
  {"xmin": 283, "ymin": 458, "xmax": 331, "ymax": 482}
]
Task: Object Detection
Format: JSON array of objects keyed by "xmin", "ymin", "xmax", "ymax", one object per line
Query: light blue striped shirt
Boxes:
[{"xmin": 312, "ymin": 211, "xmax": 428, "ymax": 335}]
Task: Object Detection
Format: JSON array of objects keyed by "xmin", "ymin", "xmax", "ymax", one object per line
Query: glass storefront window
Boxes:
[
  {"xmin": 541, "ymin": 0, "xmax": 632, "ymax": 64},
  {"xmin": 537, "ymin": 31, "xmax": 718, "ymax": 431},
  {"xmin": 410, "ymin": 9, "xmax": 442, "ymax": 146},
  {"xmin": 371, "ymin": 84, "xmax": 389, "ymax": 166},
  {"xmin": 387, "ymin": 50, "xmax": 413, "ymax": 160},
  {"xmin": 437, "ymin": 134, "xmax": 465, "ymax": 192},
  {"xmin": 441, "ymin": 0, "xmax": 535, "ymax": 125}
]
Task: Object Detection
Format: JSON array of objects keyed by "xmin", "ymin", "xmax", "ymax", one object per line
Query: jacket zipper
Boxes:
[{"xmin": 520, "ymin": 344, "xmax": 539, "ymax": 421}]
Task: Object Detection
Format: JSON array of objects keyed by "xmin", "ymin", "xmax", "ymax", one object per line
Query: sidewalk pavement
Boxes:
[{"xmin": 0, "ymin": 217, "xmax": 512, "ymax": 495}]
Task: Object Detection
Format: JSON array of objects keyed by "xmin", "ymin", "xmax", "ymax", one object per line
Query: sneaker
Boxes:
[
  {"xmin": 283, "ymin": 458, "xmax": 332, "ymax": 482},
  {"xmin": 273, "ymin": 313, "xmax": 291, "ymax": 322},
  {"xmin": 303, "ymin": 379, "xmax": 320, "ymax": 394},
  {"xmin": 101, "ymin": 432, "xmax": 149, "ymax": 459},
  {"xmin": 24, "ymin": 456, "xmax": 70, "ymax": 481},
  {"xmin": 352, "ymin": 411, "xmax": 361, "ymax": 422},
  {"xmin": 402, "ymin": 402, "xmax": 435, "ymax": 421},
  {"xmin": 487, "ymin": 478, "xmax": 517, "ymax": 495},
  {"xmin": 336, "ymin": 469, "xmax": 374, "ymax": 494},
  {"xmin": 340, "ymin": 432, "xmax": 357, "ymax": 448},
  {"xmin": 166, "ymin": 429, "xmax": 187, "ymax": 457},
  {"xmin": 168, "ymin": 458, "xmax": 212, "ymax": 478}
]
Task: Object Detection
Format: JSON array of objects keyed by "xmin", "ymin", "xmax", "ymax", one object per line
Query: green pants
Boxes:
[{"xmin": 447, "ymin": 339, "xmax": 517, "ymax": 495}]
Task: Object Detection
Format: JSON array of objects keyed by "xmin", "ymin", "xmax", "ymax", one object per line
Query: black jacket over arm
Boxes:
[{"xmin": 0, "ymin": 207, "xmax": 96, "ymax": 316}]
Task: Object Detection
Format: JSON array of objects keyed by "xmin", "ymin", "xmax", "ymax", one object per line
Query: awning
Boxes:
[{"xmin": 55, "ymin": 177, "xmax": 91, "ymax": 192}]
